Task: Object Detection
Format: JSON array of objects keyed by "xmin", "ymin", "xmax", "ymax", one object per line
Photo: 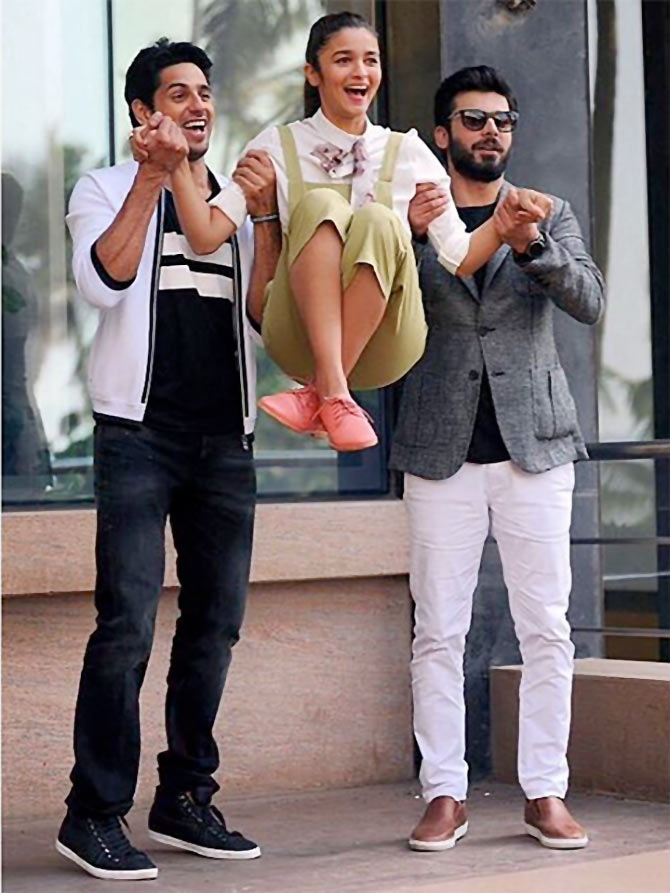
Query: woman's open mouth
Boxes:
[{"xmin": 344, "ymin": 86, "xmax": 369, "ymax": 101}]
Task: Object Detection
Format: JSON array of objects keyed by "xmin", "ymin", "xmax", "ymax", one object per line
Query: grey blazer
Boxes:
[{"xmin": 389, "ymin": 183, "xmax": 606, "ymax": 480}]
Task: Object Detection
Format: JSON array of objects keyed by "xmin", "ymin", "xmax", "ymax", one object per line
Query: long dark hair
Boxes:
[{"xmin": 303, "ymin": 12, "xmax": 378, "ymax": 117}]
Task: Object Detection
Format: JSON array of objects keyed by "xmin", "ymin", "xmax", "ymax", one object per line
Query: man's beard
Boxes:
[{"xmin": 445, "ymin": 133, "xmax": 510, "ymax": 183}]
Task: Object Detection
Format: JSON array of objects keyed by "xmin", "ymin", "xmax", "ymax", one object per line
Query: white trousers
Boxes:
[{"xmin": 404, "ymin": 461, "xmax": 575, "ymax": 802}]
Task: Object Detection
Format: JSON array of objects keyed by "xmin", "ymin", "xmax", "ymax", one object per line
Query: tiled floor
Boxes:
[{"xmin": 3, "ymin": 782, "xmax": 669, "ymax": 892}]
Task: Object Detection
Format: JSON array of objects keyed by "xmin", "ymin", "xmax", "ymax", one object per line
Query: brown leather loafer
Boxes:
[
  {"xmin": 408, "ymin": 796, "xmax": 468, "ymax": 852},
  {"xmin": 524, "ymin": 797, "xmax": 588, "ymax": 849}
]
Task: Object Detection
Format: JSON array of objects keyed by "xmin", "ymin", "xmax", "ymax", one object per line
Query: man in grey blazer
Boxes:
[{"xmin": 392, "ymin": 66, "xmax": 605, "ymax": 853}]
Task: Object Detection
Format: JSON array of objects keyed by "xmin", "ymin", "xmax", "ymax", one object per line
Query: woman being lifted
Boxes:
[{"xmin": 142, "ymin": 12, "xmax": 548, "ymax": 451}]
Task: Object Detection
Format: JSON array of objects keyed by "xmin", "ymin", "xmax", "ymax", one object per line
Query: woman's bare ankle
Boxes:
[{"xmin": 314, "ymin": 373, "xmax": 349, "ymax": 400}]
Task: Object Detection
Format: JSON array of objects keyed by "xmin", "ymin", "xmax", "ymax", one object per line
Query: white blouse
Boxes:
[{"xmin": 211, "ymin": 108, "xmax": 470, "ymax": 274}]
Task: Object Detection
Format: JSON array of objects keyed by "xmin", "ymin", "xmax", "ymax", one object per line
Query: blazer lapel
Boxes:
[
  {"xmin": 482, "ymin": 242, "xmax": 511, "ymax": 292},
  {"xmin": 459, "ymin": 274, "xmax": 480, "ymax": 302},
  {"xmin": 456, "ymin": 179, "xmax": 513, "ymax": 301},
  {"xmin": 482, "ymin": 179, "xmax": 513, "ymax": 293}
]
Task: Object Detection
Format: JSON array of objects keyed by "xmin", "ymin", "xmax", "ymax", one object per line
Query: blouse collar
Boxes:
[{"xmin": 309, "ymin": 107, "xmax": 372, "ymax": 147}]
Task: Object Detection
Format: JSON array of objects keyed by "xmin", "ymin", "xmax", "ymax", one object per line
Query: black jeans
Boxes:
[{"xmin": 66, "ymin": 423, "xmax": 255, "ymax": 817}]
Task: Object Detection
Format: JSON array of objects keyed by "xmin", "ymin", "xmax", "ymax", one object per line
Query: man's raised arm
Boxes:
[
  {"xmin": 94, "ymin": 116, "xmax": 187, "ymax": 285},
  {"xmin": 233, "ymin": 150, "xmax": 282, "ymax": 326}
]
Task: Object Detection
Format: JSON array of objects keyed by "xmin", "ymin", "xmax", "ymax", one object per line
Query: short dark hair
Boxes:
[
  {"xmin": 434, "ymin": 65, "xmax": 518, "ymax": 127},
  {"xmin": 304, "ymin": 12, "xmax": 378, "ymax": 117},
  {"xmin": 124, "ymin": 38, "xmax": 212, "ymax": 126}
]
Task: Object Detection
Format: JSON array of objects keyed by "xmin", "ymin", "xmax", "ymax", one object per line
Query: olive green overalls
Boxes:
[{"xmin": 261, "ymin": 125, "xmax": 427, "ymax": 389}]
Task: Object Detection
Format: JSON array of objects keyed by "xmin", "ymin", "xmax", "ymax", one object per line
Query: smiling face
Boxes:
[
  {"xmin": 132, "ymin": 62, "xmax": 214, "ymax": 161},
  {"xmin": 435, "ymin": 90, "xmax": 513, "ymax": 183},
  {"xmin": 305, "ymin": 27, "xmax": 381, "ymax": 133}
]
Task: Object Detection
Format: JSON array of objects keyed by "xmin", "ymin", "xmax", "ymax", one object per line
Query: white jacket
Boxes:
[{"xmin": 66, "ymin": 161, "xmax": 258, "ymax": 434}]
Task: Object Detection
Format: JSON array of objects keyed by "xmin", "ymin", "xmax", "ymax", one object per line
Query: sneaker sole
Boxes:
[
  {"xmin": 524, "ymin": 823, "xmax": 589, "ymax": 849},
  {"xmin": 408, "ymin": 821, "xmax": 468, "ymax": 852},
  {"xmin": 55, "ymin": 840, "xmax": 158, "ymax": 880},
  {"xmin": 258, "ymin": 400, "xmax": 325, "ymax": 438},
  {"xmin": 147, "ymin": 830, "xmax": 261, "ymax": 860}
]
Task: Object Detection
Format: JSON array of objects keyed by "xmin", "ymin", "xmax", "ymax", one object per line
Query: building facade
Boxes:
[{"xmin": 2, "ymin": 0, "xmax": 668, "ymax": 813}]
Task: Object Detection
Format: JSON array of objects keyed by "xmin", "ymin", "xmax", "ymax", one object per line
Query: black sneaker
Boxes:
[
  {"xmin": 148, "ymin": 790, "xmax": 261, "ymax": 860},
  {"xmin": 56, "ymin": 810, "xmax": 158, "ymax": 880}
]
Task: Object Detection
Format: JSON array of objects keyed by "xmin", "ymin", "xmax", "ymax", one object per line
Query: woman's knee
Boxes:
[
  {"xmin": 350, "ymin": 201, "xmax": 397, "ymax": 233},
  {"xmin": 292, "ymin": 188, "xmax": 350, "ymax": 225},
  {"xmin": 347, "ymin": 203, "xmax": 403, "ymax": 259}
]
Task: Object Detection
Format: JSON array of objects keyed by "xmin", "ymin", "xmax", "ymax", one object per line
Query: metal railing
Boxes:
[{"xmin": 571, "ymin": 439, "xmax": 670, "ymax": 649}]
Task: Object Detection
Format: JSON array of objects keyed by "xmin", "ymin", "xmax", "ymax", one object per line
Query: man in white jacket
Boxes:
[{"xmin": 56, "ymin": 38, "xmax": 281, "ymax": 881}]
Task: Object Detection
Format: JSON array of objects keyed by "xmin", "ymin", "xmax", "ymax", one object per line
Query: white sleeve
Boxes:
[
  {"xmin": 404, "ymin": 131, "xmax": 470, "ymax": 274},
  {"xmin": 66, "ymin": 172, "xmax": 130, "ymax": 309},
  {"xmin": 208, "ymin": 126, "xmax": 286, "ymax": 228}
]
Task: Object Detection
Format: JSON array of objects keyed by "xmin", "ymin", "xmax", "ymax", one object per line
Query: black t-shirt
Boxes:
[
  {"xmin": 457, "ymin": 202, "xmax": 510, "ymax": 465},
  {"xmin": 141, "ymin": 173, "xmax": 243, "ymax": 434}
]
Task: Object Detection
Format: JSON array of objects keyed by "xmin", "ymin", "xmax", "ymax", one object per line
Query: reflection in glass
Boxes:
[
  {"xmin": 2, "ymin": 0, "xmax": 107, "ymax": 505},
  {"xmin": 590, "ymin": 0, "xmax": 660, "ymax": 657},
  {"xmin": 113, "ymin": 0, "xmax": 336, "ymax": 482},
  {"xmin": 601, "ymin": 458, "xmax": 665, "ymax": 662},
  {"xmin": 198, "ymin": 0, "xmax": 385, "ymax": 495},
  {"xmin": 2, "ymin": 0, "xmax": 385, "ymax": 505},
  {"xmin": 112, "ymin": 0, "xmax": 385, "ymax": 498},
  {"xmin": 592, "ymin": 0, "xmax": 653, "ymax": 444},
  {"xmin": 2, "ymin": 174, "xmax": 53, "ymax": 501}
]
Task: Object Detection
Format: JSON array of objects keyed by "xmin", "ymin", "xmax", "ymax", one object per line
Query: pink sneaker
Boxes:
[
  {"xmin": 258, "ymin": 385, "xmax": 326, "ymax": 437},
  {"xmin": 318, "ymin": 396, "xmax": 378, "ymax": 452}
]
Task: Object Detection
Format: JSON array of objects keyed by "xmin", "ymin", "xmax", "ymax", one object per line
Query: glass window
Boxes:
[
  {"xmin": 590, "ymin": 0, "xmax": 654, "ymax": 445},
  {"xmin": 589, "ymin": 0, "xmax": 667, "ymax": 659},
  {"xmin": 2, "ymin": 0, "xmax": 388, "ymax": 506},
  {"xmin": 2, "ymin": 0, "xmax": 108, "ymax": 505}
]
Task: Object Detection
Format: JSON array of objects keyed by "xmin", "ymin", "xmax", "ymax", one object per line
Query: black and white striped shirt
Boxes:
[{"xmin": 143, "ymin": 173, "xmax": 243, "ymax": 434}]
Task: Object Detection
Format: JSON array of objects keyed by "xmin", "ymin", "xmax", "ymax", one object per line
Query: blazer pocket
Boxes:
[
  {"xmin": 531, "ymin": 367, "xmax": 577, "ymax": 440},
  {"xmin": 395, "ymin": 372, "xmax": 442, "ymax": 447}
]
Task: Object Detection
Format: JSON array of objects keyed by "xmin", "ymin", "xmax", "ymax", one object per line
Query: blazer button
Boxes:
[
  {"xmin": 469, "ymin": 370, "xmax": 480, "ymax": 381},
  {"xmin": 478, "ymin": 325, "xmax": 494, "ymax": 337}
]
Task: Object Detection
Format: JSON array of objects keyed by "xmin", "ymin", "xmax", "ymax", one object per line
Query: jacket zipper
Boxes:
[
  {"xmin": 141, "ymin": 192, "xmax": 165, "ymax": 404},
  {"xmin": 230, "ymin": 233, "xmax": 251, "ymax": 448}
]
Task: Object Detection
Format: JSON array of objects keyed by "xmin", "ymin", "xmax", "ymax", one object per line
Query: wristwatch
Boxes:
[{"xmin": 514, "ymin": 231, "xmax": 547, "ymax": 264}]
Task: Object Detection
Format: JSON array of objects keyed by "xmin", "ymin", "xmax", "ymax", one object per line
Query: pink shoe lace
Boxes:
[
  {"xmin": 294, "ymin": 385, "xmax": 319, "ymax": 410},
  {"xmin": 318, "ymin": 396, "xmax": 378, "ymax": 451},
  {"xmin": 320, "ymin": 396, "xmax": 374, "ymax": 425},
  {"xmin": 289, "ymin": 384, "xmax": 324, "ymax": 434}
]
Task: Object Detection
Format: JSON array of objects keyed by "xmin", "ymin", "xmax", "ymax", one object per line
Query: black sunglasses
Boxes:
[{"xmin": 448, "ymin": 109, "xmax": 519, "ymax": 132}]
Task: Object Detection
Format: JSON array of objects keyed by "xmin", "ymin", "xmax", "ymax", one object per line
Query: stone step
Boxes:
[
  {"xmin": 2, "ymin": 580, "xmax": 414, "ymax": 823},
  {"xmin": 490, "ymin": 658, "xmax": 670, "ymax": 801}
]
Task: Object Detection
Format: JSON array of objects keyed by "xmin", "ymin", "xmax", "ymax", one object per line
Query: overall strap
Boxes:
[
  {"xmin": 278, "ymin": 125, "xmax": 305, "ymax": 215},
  {"xmin": 375, "ymin": 131, "xmax": 405, "ymax": 208}
]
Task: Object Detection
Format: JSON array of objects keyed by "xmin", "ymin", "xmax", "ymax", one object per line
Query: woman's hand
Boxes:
[
  {"xmin": 232, "ymin": 150, "xmax": 278, "ymax": 217},
  {"xmin": 130, "ymin": 112, "xmax": 188, "ymax": 174},
  {"xmin": 129, "ymin": 126, "xmax": 150, "ymax": 163},
  {"xmin": 129, "ymin": 111, "xmax": 164, "ymax": 163},
  {"xmin": 408, "ymin": 182, "xmax": 451, "ymax": 238}
]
